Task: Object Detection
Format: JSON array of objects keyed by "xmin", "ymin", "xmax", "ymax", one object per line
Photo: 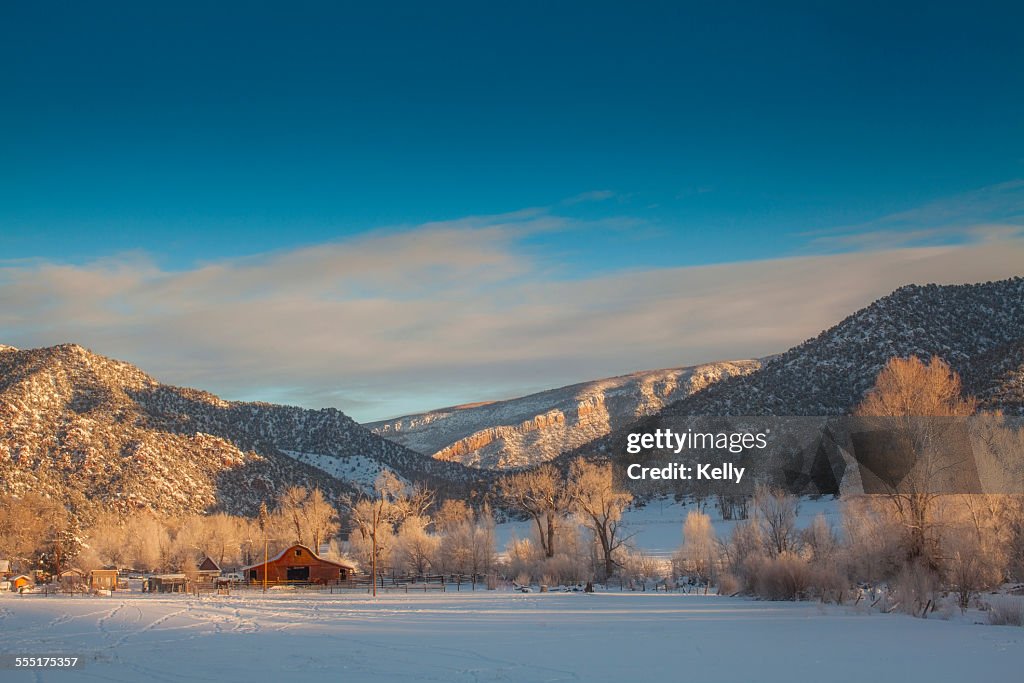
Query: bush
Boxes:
[
  {"xmin": 716, "ymin": 573, "xmax": 740, "ymax": 596},
  {"xmin": 747, "ymin": 552, "xmax": 815, "ymax": 601},
  {"xmin": 808, "ymin": 564, "xmax": 850, "ymax": 603},
  {"xmin": 538, "ymin": 554, "xmax": 585, "ymax": 586},
  {"xmin": 892, "ymin": 561, "xmax": 939, "ymax": 617},
  {"xmin": 986, "ymin": 598, "xmax": 1024, "ymax": 627}
]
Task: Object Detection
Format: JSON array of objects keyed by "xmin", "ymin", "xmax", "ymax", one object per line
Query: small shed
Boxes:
[
  {"xmin": 197, "ymin": 556, "xmax": 221, "ymax": 581},
  {"xmin": 146, "ymin": 574, "xmax": 191, "ymax": 593},
  {"xmin": 57, "ymin": 568, "xmax": 87, "ymax": 590},
  {"xmin": 243, "ymin": 544, "xmax": 355, "ymax": 584},
  {"xmin": 90, "ymin": 569, "xmax": 119, "ymax": 591},
  {"xmin": 10, "ymin": 574, "xmax": 34, "ymax": 591},
  {"xmin": 0, "ymin": 559, "xmax": 11, "ymax": 577}
]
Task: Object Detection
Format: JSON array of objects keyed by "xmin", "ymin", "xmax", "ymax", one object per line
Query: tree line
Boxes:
[
  {"xmin": 674, "ymin": 356, "xmax": 1024, "ymax": 618},
  {"xmin": 3, "ymin": 353, "xmax": 1022, "ymax": 607},
  {"xmin": 0, "ymin": 455, "xmax": 635, "ymax": 586}
]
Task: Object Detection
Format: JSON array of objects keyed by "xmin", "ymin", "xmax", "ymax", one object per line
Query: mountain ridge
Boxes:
[
  {"xmin": 553, "ymin": 277, "xmax": 1024, "ymax": 465},
  {"xmin": 367, "ymin": 361, "xmax": 761, "ymax": 469},
  {"xmin": 657, "ymin": 278, "xmax": 1024, "ymax": 418},
  {"xmin": 0, "ymin": 344, "xmax": 486, "ymax": 517}
]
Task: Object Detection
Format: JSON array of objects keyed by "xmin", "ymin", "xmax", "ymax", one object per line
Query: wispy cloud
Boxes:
[
  {"xmin": 2, "ymin": 190, "xmax": 1023, "ymax": 421},
  {"xmin": 561, "ymin": 190, "xmax": 616, "ymax": 205},
  {"xmin": 798, "ymin": 180, "xmax": 1024, "ymax": 251}
]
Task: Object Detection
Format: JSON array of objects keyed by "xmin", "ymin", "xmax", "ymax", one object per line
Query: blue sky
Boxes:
[{"xmin": 2, "ymin": 2, "xmax": 1023, "ymax": 419}]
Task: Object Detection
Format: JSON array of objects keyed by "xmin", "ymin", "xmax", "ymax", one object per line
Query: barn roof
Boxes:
[
  {"xmin": 242, "ymin": 544, "xmax": 356, "ymax": 571},
  {"xmin": 198, "ymin": 556, "xmax": 220, "ymax": 572}
]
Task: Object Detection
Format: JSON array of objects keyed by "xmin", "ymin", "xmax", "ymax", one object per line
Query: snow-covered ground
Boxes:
[
  {"xmin": 281, "ymin": 450, "xmax": 408, "ymax": 492},
  {"xmin": 3, "ymin": 497, "xmax": 1020, "ymax": 682},
  {"xmin": 1, "ymin": 590, "xmax": 1021, "ymax": 682}
]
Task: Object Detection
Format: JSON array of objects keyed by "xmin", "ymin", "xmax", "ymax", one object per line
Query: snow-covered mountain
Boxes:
[
  {"xmin": 656, "ymin": 277, "xmax": 1024, "ymax": 417},
  {"xmin": 5, "ymin": 277, "xmax": 1021, "ymax": 517},
  {"xmin": 367, "ymin": 361, "xmax": 761, "ymax": 469},
  {"xmin": 0, "ymin": 344, "xmax": 486, "ymax": 517},
  {"xmin": 552, "ymin": 277, "xmax": 1024, "ymax": 468}
]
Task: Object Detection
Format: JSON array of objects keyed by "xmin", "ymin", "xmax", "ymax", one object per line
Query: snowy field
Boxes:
[{"xmin": 1, "ymin": 590, "xmax": 1022, "ymax": 683}]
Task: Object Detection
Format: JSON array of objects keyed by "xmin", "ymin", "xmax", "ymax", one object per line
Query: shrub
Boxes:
[
  {"xmin": 747, "ymin": 552, "xmax": 815, "ymax": 601},
  {"xmin": 892, "ymin": 560, "xmax": 939, "ymax": 617},
  {"xmin": 716, "ymin": 573, "xmax": 740, "ymax": 596},
  {"xmin": 986, "ymin": 598, "xmax": 1024, "ymax": 627}
]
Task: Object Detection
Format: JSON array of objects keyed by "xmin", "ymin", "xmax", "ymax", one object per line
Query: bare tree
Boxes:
[
  {"xmin": 753, "ymin": 483, "xmax": 799, "ymax": 557},
  {"xmin": 566, "ymin": 458, "xmax": 633, "ymax": 578},
  {"xmin": 438, "ymin": 504, "xmax": 497, "ymax": 578},
  {"xmin": 675, "ymin": 510, "xmax": 718, "ymax": 586},
  {"xmin": 196, "ymin": 513, "xmax": 241, "ymax": 568},
  {"xmin": 802, "ymin": 513, "xmax": 839, "ymax": 566},
  {"xmin": 278, "ymin": 486, "xmax": 309, "ymax": 546},
  {"xmin": 344, "ymin": 472, "xmax": 406, "ymax": 595},
  {"xmin": 434, "ymin": 499, "xmax": 473, "ymax": 532},
  {"xmin": 857, "ymin": 355, "xmax": 976, "ymax": 418},
  {"xmin": 854, "ymin": 355, "xmax": 977, "ymax": 569},
  {"xmin": 393, "ymin": 515, "xmax": 438, "ymax": 575},
  {"xmin": 392, "ymin": 482, "xmax": 435, "ymax": 527},
  {"xmin": 303, "ymin": 488, "xmax": 339, "ymax": 552},
  {"xmin": 499, "ymin": 465, "xmax": 569, "ymax": 558},
  {"xmin": 471, "ymin": 504, "xmax": 497, "ymax": 578},
  {"xmin": 0, "ymin": 494, "xmax": 52, "ymax": 573}
]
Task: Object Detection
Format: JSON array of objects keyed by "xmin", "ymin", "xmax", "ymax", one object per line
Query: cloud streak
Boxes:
[
  {"xmin": 797, "ymin": 180, "xmax": 1024, "ymax": 251},
  {"xmin": 2, "ymin": 208, "xmax": 1024, "ymax": 421}
]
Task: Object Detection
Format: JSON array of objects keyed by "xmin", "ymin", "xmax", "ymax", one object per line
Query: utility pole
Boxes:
[
  {"xmin": 259, "ymin": 502, "xmax": 269, "ymax": 594},
  {"xmin": 371, "ymin": 496, "xmax": 382, "ymax": 597}
]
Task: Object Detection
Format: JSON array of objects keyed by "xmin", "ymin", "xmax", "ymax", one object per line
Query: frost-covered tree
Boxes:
[
  {"xmin": 343, "ymin": 472, "xmax": 409, "ymax": 593},
  {"xmin": 674, "ymin": 510, "xmax": 717, "ymax": 586},
  {"xmin": 855, "ymin": 355, "xmax": 977, "ymax": 570},
  {"xmin": 499, "ymin": 465, "xmax": 569, "ymax": 558},
  {"xmin": 753, "ymin": 484, "xmax": 800, "ymax": 558},
  {"xmin": 567, "ymin": 458, "xmax": 633, "ymax": 579}
]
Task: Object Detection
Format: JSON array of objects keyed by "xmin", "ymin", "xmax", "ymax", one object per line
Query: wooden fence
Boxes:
[{"xmin": 236, "ymin": 572, "xmax": 495, "ymax": 594}]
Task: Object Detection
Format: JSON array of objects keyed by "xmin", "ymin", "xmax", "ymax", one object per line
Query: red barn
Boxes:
[{"xmin": 244, "ymin": 544, "xmax": 355, "ymax": 584}]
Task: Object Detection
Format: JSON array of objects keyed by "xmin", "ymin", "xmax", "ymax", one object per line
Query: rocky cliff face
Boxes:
[{"xmin": 367, "ymin": 361, "xmax": 761, "ymax": 469}]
